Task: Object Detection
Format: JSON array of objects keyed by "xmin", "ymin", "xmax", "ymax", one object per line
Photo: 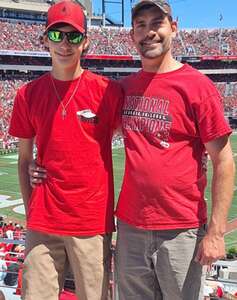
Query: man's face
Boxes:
[
  {"xmin": 44, "ymin": 24, "xmax": 89, "ymax": 70},
  {"xmin": 131, "ymin": 6, "xmax": 177, "ymax": 60}
]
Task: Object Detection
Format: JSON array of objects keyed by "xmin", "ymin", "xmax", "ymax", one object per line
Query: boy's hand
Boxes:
[{"xmin": 28, "ymin": 161, "xmax": 47, "ymax": 188}]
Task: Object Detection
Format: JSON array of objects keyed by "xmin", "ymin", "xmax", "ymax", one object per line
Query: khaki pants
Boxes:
[
  {"xmin": 22, "ymin": 230, "xmax": 111, "ymax": 300},
  {"xmin": 115, "ymin": 220, "xmax": 207, "ymax": 300}
]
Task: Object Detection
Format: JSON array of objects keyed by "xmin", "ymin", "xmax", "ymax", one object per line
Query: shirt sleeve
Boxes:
[
  {"xmin": 8, "ymin": 88, "xmax": 35, "ymax": 138},
  {"xmin": 194, "ymin": 84, "xmax": 232, "ymax": 143}
]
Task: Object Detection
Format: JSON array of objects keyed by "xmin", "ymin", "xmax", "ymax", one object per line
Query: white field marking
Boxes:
[
  {"xmin": 0, "ymin": 172, "xmax": 8, "ymax": 175},
  {"xmin": 2, "ymin": 154, "xmax": 18, "ymax": 159},
  {"xmin": 13, "ymin": 204, "xmax": 25, "ymax": 215},
  {"xmin": 10, "ymin": 161, "xmax": 17, "ymax": 164},
  {"xmin": 0, "ymin": 194, "xmax": 23, "ymax": 208}
]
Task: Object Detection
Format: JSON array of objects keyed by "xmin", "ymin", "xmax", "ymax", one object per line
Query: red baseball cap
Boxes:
[{"xmin": 45, "ymin": 0, "xmax": 87, "ymax": 34}]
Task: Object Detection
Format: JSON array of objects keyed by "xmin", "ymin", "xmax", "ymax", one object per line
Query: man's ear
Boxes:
[
  {"xmin": 171, "ymin": 21, "xmax": 178, "ymax": 38},
  {"xmin": 130, "ymin": 28, "xmax": 135, "ymax": 43}
]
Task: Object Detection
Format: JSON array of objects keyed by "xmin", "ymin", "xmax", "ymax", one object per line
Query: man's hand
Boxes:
[
  {"xmin": 28, "ymin": 161, "xmax": 47, "ymax": 188},
  {"xmin": 195, "ymin": 233, "xmax": 225, "ymax": 266}
]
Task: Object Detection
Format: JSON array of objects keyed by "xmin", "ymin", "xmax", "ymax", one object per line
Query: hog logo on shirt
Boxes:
[
  {"xmin": 77, "ymin": 109, "xmax": 99, "ymax": 124},
  {"xmin": 122, "ymin": 95, "xmax": 172, "ymax": 147}
]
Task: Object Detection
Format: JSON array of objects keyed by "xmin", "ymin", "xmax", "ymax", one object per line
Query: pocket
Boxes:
[{"xmin": 186, "ymin": 225, "xmax": 207, "ymax": 239}]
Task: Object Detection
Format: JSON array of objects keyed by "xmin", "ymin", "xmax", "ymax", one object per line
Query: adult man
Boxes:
[
  {"xmin": 115, "ymin": 1, "xmax": 235, "ymax": 300},
  {"xmin": 9, "ymin": 1, "xmax": 123, "ymax": 299}
]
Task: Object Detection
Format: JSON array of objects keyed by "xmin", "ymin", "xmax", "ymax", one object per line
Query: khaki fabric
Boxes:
[{"xmin": 22, "ymin": 230, "xmax": 112, "ymax": 300}]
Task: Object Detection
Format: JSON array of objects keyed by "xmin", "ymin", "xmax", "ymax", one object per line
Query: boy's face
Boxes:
[
  {"xmin": 131, "ymin": 6, "xmax": 177, "ymax": 60},
  {"xmin": 44, "ymin": 24, "xmax": 89, "ymax": 70}
]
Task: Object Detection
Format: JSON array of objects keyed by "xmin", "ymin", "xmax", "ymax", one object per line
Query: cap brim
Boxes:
[{"xmin": 45, "ymin": 20, "xmax": 85, "ymax": 34}]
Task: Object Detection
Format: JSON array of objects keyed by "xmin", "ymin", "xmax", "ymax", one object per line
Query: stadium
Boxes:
[{"xmin": 0, "ymin": 0, "xmax": 237, "ymax": 299}]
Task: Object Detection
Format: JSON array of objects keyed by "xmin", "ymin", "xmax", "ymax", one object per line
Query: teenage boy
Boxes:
[
  {"xmin": 115, "ymin": 1, "xmax": 235, "ymax": 300},
  {"xmin": 9, "ymin": 1, "xmax": 123, "ymax": 300}
]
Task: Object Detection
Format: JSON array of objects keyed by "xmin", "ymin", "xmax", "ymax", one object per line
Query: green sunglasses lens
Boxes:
[
  {"xmin": 67, "ymin": 32, "xmax": 84, "ymax": 44},
  {"xmin": 48, "ymin": 30, "xmax": 62, "ymax": 42},
  {"xmin": 47, "ymin": 30, "xmax": 84, "ymax": 44}
]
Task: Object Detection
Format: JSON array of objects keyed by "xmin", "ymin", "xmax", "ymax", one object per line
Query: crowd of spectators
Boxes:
[
  {"xmin": 215, "ymin": 82, "xmax": 237, "ymax": 113},
  {"xmin": 0, "ymin": 220, "xmax": 79, "ymax": 298},
  {"xmin": 180, "ymin": 29, "xmax": 237, "ymax": 56},
  {"xmin": 0, "ymin": 221, "xmax": 25, "ymax": 241},
  {"xmin": 0, "ymin": 20, "xmax": 236, "ymax": 56},
  {"xmin": 0, "ymin": 78, "xmax": 237, "ymax": 142},
  {"xmin": 0, "ymin": 19, "xmax": 236, "ymax": 143},
  {"xmin": 0, "ymin": 220, "xmax": 25, "ymax": 293},
  {"xmin": 0, "ymin": 78, "xmax": 28, "ymax": 143}
]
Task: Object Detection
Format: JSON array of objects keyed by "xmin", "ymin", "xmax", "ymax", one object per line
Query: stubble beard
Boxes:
[{"xmin": 139, "ymin": 39, "xmax": 171, "ymax": 60}]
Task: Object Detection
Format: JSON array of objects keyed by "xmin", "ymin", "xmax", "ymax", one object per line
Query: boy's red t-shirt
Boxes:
[{"xmin": 9, "ymin": 70, "xmax": 123, "ymax": 236}]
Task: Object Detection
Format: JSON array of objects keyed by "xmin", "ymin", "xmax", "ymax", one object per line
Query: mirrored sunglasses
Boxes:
[{"xmin": 47, "ymin": 30, "xmax": 84, "ymax": 45}]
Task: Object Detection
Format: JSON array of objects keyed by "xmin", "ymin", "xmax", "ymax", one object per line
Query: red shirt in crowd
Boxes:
[{"xmin": 59, "ymin": 290, "xmax": 78, "ymax": 300}]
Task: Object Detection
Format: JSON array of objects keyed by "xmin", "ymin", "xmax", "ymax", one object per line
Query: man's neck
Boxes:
[
  {"xmin": 141, "ymin": 53, "xmax": 183, "ymax": 74},
  {"xmin": 51, "ymin": 64, "xmax": 83, "ymax": 81}
]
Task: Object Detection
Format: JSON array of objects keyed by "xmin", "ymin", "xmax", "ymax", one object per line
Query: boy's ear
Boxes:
[
  {"xmin": 82, "ymin": 36, "xmax": 90, "ymax": 52},
  {"xmin": 171, "ymin": 21, "xmax": 178, "ymax": 38},
  {"xmin": 42, "ymin": 34, "xmax": 49, "ymax": 49}
]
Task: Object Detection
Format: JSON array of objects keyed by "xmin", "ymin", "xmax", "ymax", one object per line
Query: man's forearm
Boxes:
[
  {"xmin": 195, "ymin": 138, "xmax": 235, "ymax": 265},
  {"xmin": 208, "ymin": 157, "xmax": 235, "ymax": 236}
]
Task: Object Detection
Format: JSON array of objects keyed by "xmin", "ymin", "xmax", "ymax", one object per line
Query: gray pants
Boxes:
[{"xmin": 115, "ymin": 220, "xmax": 207, "ymax": 300}]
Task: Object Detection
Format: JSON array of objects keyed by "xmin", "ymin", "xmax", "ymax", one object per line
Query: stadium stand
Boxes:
[
  {"xmin": 0, "ymin": 20, "xmax": 236, "ymax": 56},
  {"xmin": 0, "ymin": 79, "xmax": 28, "ymax": 144},
  {"xmin": 1, "ymin": 79, "xmax": 236, "ymax": 143}
]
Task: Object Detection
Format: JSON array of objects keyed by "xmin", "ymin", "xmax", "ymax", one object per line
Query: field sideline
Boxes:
[{"xmin": 0, "ymin": 134, "xmax": 237, "ymax": 248}]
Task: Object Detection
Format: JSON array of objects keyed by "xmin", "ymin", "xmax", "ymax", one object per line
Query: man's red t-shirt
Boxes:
[
  {"xmin": 116, "ymin": 64, "xmax": 231, "ymax": 230},
  {"xmin": 9, "ymin": 70, "xmax": 123, "ymax": 236}
]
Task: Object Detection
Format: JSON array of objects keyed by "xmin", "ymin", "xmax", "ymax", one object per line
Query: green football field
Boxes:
[{"xmin": 0, "ymin": 135, "xmax": 237, "ymax": 248}]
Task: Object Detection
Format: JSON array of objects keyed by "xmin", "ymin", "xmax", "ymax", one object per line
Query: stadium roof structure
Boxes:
[
  {"xmin": 0, "ymin": 0, "xmax": 92, "ymax": 16},
  {"xmin": 0, "ymin": 0, "xmax": 49, "ymax": 13}
]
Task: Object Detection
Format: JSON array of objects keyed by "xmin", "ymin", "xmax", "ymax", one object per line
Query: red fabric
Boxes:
[
  {"xmin": 15, "ymin": 266, "xmax": 23, "ymax": 295},
  {"xmin": 6, "ymin": 224, "xmax": 14, "ymax": 231},
  {"xmin": 59, "ymin": 290, "xmax": 77, "ymax": 300},
  {"xmin": 216, "ymin": 286, "xmax": 223, "ymax": 297},
  {"xmin": 46, "ymin": 1, "xmax": 86, "ymax": 34},
  {"xmin": 9, "ymin": 71, "xmax": 123, "ymax": 236},
  {"xmin": 5, "ymin": 244, "xmax": 13, "ymax": 252},
  {"xmin": 116, "ymin": 64, "xmax": 231, "ymax": 230},
  {"xmin": 14, "ymin": 229, "xmax": 22, "ymax": 240}
]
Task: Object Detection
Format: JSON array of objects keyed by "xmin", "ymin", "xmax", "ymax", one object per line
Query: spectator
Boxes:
[{"xmin": 0, "ymin": 253, "xmax": 7, "ymax": 282}]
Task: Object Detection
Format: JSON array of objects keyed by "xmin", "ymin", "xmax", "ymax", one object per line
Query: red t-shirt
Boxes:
[
  {"xmin": 116, "ymin": 64, "xmax": 231, "ymax": 230},
  {"xmin": 9, "ymin": 70, "xmax": 123, "ymax": 236}
]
